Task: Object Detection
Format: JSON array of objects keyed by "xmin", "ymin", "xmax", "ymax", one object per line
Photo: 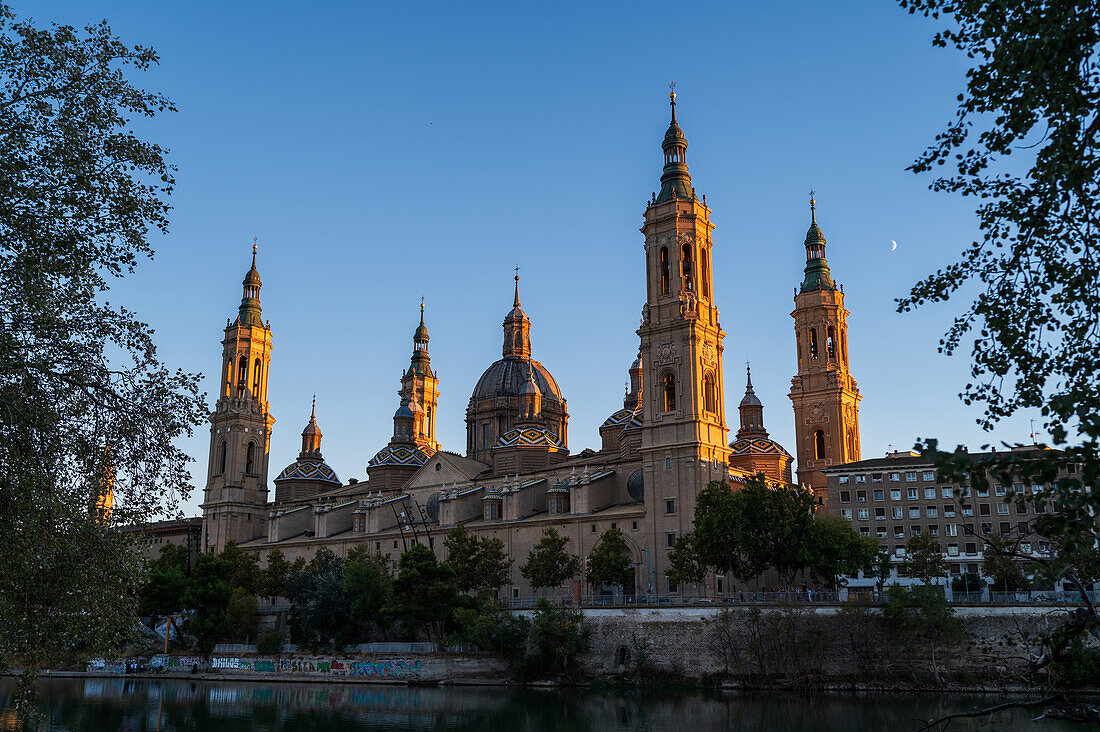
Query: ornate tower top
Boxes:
[
  {"xmin": 300, "ymin": 397, "xmax": 323, "ymax": 458},
  {"xmin": 408, "ymin": 300, "xmax": 433, "ymax": 377},
  {"xmin": 737, "ymin": 364, "xmax": 768, "ymax": 440},
  {"xmin": 502, "ymin": 269, "xmax": 532, "ymax": 359},
  {"xmin": 800, "ymin": 193, "xmax": 836, "ymax": 293},
  {"xmin": 237, "ymin": 242, "xmax": 264, "ymax": 327},
  {"xmin": 656, "ymin": 85, "xmax": 692, "ymax": 203}
]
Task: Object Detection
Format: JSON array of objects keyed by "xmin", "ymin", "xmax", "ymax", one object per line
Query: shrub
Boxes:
[{"xmin": 258, "ymin": 631, "xmax": 283, "ymax": 656}]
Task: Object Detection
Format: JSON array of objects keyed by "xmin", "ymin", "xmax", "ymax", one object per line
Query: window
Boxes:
[
  {"xmin": 826, "ymin": 326, "xmax": 837, "ymax": 359},
  {"xmin": 666, "ymin": 532, "xmax": 676, "ymax": 548},
  {"xmin": 1068, "ymin": 463, "xmax": 1078, "ymax": 475},
  {"xmin": 929, "ymin": 525, "xmax": 939, "ymax": 537},
  {"xmin": 681, "ymin": 242, "xmax": 695, "ymax": 291},
  {"xmin": 874, "ymin": 507, "xmax": 886, "ymax": 520},
  {"xmin": 905, "ymin": 472, "xmax": 917, "ymax": 482},
  {"xmin": 236, "ymin": 355, "xmax": 248, "ymax": 398},
  {"xmin": 838, "ymin": 476, "xmax": 850, "ymax": 485},
  {"xmin": 591, "ymin": 523, "xmax": 597, "ymax": 533},
  {"xmin": 393, "ymin": 540, "xmax": 398, "ymax": 549},
  {"xmin": 925, "ymin": 488, "xmax": 937, "ymax": 500},
  {"xmin": 946, "ymin": 523, "xmax": 957, "ymax": 536},
  {"xmin": 872, "ymin": 473, "xmax": 883, "ymax": 483},
  {"xmin": 893, "ymin": 526, "xmax": 905, "ymax": 538},
  {"xmin": 1018, "ymin": 520, "xmax": 1030, "ymax": 533},
  {"xmin": 995, "ymin": 503, "xmax": 1009, "ymax": 515},
  {"xmin": 662, "ymin": 372, "xmax": 677, "ymax": 412},
  {"xmin": 855, "ymin": 475, "xmax": 867, "ymax": 484},
  {"xmin": 1031, "ymin": 483, "xmax": 1042, "ymax": 495},
  {"xmin": 1020, "ymin": 542, "xmax": 1032, "ymax": 554},
  {"xmin": 911, "ymin": 526, "xmax": 922, "ymax": 536},
  {"xmin": 659, "ymin": 247, "xmax": 670, "ymax": 295},
  {"xmin": 979, "ymin": 504, "xmax": 991, "ymax": 516},
  {"xmin": 907, "ymin": 488, "xmax": 918, "ymax": 500},
  {"xmin": 856, "ymin": 490, "xmax": 867, "ymax": 502},
  {"xmin": 245, "ymin": 441, "xmax": 256, "ymax": 475},
  {"xmin": 876, "ymin": 526, "xmax": 887, "ymax": 538},
  {"xmin": 895, "ymin": 547, "xmax": 906, "ymax": 557},
  {"xmin": 375, "ymin": 541, "xmax": 381, "ymax": 551},
  {"xmin": 892, "ymin": 507, "xmax": 903, "ymax": 519},
  {"xmin": 631, "ymin": 521, "xmax": 638, "ymax": 531},
  {"xmin": 981, "ymin": 522, "xmax": 993, "ymax": 534},
  {"xmin": 943, "ymin": 504, "xmax": 956, "ymax": 517},
  {"xmin": 1016, "ymin": 502, "xmax": 1027, "ymax": 515},
  {"xmin": 890, "ymin": 489, "xmax": 901, "ymax": 500},
  {"xmin": 995, "ymin": 484, "xmax": 1006, "ymax": 496},
  {"xmin": 961, "ymin": 505, "xmax": 973, "ymax": 517},
  {"xmin": 947, "ymin": 543, "xmax": 959, "ymax": 556},
  {"xmin": 1035, "ymin": 502, "xmax": 1047, "ymax": 514},
  {"xmin": 809, "ymin": 328, "xmax": 819, "ymax": 359},
  {"xmin": 922, "ymin": 471, "xmax": 935, "ymax": 482},
  {"xmin": 999, "ymin": 522, "xmax": 1011, "ymax": 534},
  {"xmin": 665, "ymin": 457, "xmax": 672, "ymax": 470},
  {"xmin": 216, "ymin": 440, "xmax": 227, "ymax": 475},
  {"xmin": 859, "ymin": 526, "xmax": 870, "ymax": 536},
  {"xmin": 873, "ymin": 489, "xmax": 884, "ymax": 501},
  {"xmin": 252, "ymin": 357, "xmax": 261, "ymax": 396},
  {"xmin": 857, "ymin": 508, "xmax": 869, "ymax": 520},
  {"xmin": 908, "ymin": 507, "xmax": 920, "ymax": 519},
  {"xmin": 941, "ymin": 487, "xmax": 953, "ymax": 498},
  {"xmin": 223, "ymin": 358, "xmax": 233, "ymax": 397},
  {"xmin": 703, "ymin": 372, "xmax": 716, "ymax": 413},
  {"xmin": 838, "ymin": 490, "xmax": 851, "ymax": 503},
  {"xmin": 926, "ymin": 506, "xmax": 938, "ymax": 518},
  {"xmin": 814, "ymin": 430, "xmax": 826, "ymax": 460},
  {"xmin": 485, "ymin": 501, "xmax": 502, "ymax": 520},
  {"xmin": 701, "ymin": 248, "xmax": 711, "ymax": 298},
  {"xmin": 841, "ymin": 509, "xmax": 853, "ymax": 520},
  {"xmin": 665, "ymin": 499, "xmax": 676, "ymax": 515},
  {"xmin": 889, "ymin": 472, "xmax": 900, "ymax": 482},
  {"xmin": 482, "ymin": 423, "xmax": 492, "ymax": 450},
  {"xmin": 965, "ymin": 542, "xmax": 977, "ymax": 555}
]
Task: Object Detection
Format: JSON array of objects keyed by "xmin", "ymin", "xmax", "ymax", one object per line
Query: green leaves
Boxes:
[
  {"xmin": 443, "ymin": 524, "xmax": 513, "ymax": 596},
  {"xmin": 520, "ymin": 527, "xmax": 580, "ymax": 592},
  {"xmin": 584, "ymin": 527, "xmax": 633, "ymax": 592}
]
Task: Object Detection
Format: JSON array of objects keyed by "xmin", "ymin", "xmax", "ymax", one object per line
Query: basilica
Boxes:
[{"xmin": 200, "ymin": 93, "xmax": 862, "ymax": 596}]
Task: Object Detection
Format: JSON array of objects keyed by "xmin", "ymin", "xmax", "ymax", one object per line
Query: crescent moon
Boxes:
[{"xmin": 891, "ymin": 240, "xmax": 897, "ymax": 251}]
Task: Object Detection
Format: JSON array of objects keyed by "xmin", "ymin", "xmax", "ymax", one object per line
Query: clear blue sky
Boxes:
[{"xmin": 36, "ymin": 1, "xmax": 1043, "ymax": 518}]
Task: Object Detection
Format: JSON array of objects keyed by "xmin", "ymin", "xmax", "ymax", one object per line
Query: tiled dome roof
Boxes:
[
  {"xmin": 471, "ymin": 357, "xmax": 563, "ymax": 402},
  {"xmin": 729, "ymin": 437, "xmax": 792, "ymax": 459},
  {"xmin": 368, "ymin": 445, "xmax": 435, "ymax": 467},
  {"xmin": 275, "ymin": 458, "xmax": 340, "ymax": 484},
  {"xmin": 493, "ymin": 425, "xmax": 564, "ymax": 451}
]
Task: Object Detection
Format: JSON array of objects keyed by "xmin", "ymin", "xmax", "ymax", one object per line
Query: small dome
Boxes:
[
  {"xmin": 414, "ymin": 322, "xmax": 429, "ymax": 342},
  {"xmin": 243, "ymin": 264, "xmax": 261, "ymax": 288},
  {"xmin": 739, "ymin": 391, "xmax": 762, "ymax": 408},
  {"xmin": 303, "ymin": 416, "xmax": 321, "ymax": 436},
  {"xmin": 275, "ymin": 458, "xmax": 340, "ymax": 485},
  {"xmin": 804, "ymin": 221, "xmax": 826, "ymax": 250},
  {"xmin": 368, "ymin": 444, "xmax": 434, "ymax": 467},
  {"xmin": 493, "ymin": 425, "xmax": 564, "ymax": 451},
  {"xmin": 394, "ymin": 403, "xmax": 415, "ymax": 419},
  {"xmin": 627, "ymin": 469, "xmax": 644, "ymax": 502},
  {"xmin": 729, "ymin": 437, "xmax": 792, "ymax": 459},
  {"xmin": 601, "ymin": 407, "xmax": 641, "ymax": 429},
  {"xmin": 663, "ymin": 121, "xmax": 686, "ymax": 147},
  {"xmin": 471, "ymin": 357, "xmax": 563, "ymax": 403}
]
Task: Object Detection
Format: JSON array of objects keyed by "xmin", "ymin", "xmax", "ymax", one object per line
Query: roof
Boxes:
[
  {"xmin": 471, "ymin": 356, "xmax": 563, "ymax": 403},
  {"xmin": 368, "ymin": 444, "xmax": 434, "ymax": 468},
  {"xmin": 275, "ymin": 458, "xmax": 340, "ymax": 484},
  {"xmin": 494, "ymin": 426, "xmax": 565, "ymax": 451},
  {"xmin": 729, "ymin": 437, "xmax": 792, "ymax": 459},
  {"xmin": 823, "ymin": 445, "xmax": 1058, "ymax": 473}
]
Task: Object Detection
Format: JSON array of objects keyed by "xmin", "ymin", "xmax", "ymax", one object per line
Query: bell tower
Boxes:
[
  {"xmin": 638, "ymin": 90, "xmax": 730, "ymax": 588},
  {"xmin": 400, "ymin": 302, "xmax": 440, "ymax": 451},
  {"xmin": 789, "ymin": 195, "xmax": 861, "ymax": 507},
  {"xmin": 201, "ymin": 244, "xmax": 275, "ymax": 552}
]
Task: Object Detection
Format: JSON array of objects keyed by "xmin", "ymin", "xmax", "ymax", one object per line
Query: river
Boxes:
[{"xmin": 0, "ymin": 678, "xmax": 1094, "ymax": 731}]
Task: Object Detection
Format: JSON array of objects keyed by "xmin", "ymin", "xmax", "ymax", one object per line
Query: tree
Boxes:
[
  {"xmin": 387, "ymin": 544, "xmax": 459, "ymax": 643},
  {"xmin": 585, "ymin": 527, "xmax": 634, "ymax": 593},
  {"xmin": 806, "ymin": 515, "xmax": 880, "ymax": 588},
  {"xmin": 444, "ymin": 524, "xmax": 513, "ymax": 596},
  {"xmin": 897, "ymin": 0, "xmax": 1100, "ymax": 701},
  {"xmin": 883, "ymin": 584, "xmax": 962, "ymax": 687},
  {"xmin": 286, "ymin": 548, "xmax": 350, "ymax": 651},
  {"xmin": 139, "ymin": 545, "xmax": 189, "ymax": 620},
  {"xmin": 520, "ymin": 528, "xmax": 580, "ymax": 594},
  {"xmin": 220, "ymin": 542, "xmax": 262, "ymax": 596},
  {"xmin": 665, "ymin": 532, "xmax": 706, "ymax": 588},
  {"xmin": 226, "ymin": 588, "xmax": 258, "ymax": 643},
  {"xmin": 872, "ymin": 546, "xmax": 894, "ymax": 595},
  {"xmin": 904, "ymin": 532, "xmax": 948, "ymax": 583},
  {"xmin": 527, "ymin": 599, "xmax": 590, "ymax": 682},
  {"xmin": 0, "ymin": 5, "xmax": 205, "ymax": 690},
  {"xmin": 260, "ymin": 549, "xmax": 293, "ymax": 602},
  {"xmin": 183, "ymin": 552, "xmax": 234, "ymax": 650},
  {"xmin": 344, "ymin": 546, "xmax": 392, "ymax": 640},
  {"xmin": 983, "ymin": 534, "xmax": 1030, "ymax": 593}
]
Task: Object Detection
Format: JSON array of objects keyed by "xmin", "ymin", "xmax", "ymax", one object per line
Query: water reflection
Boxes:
[{"xmin": 0, "ymin": 678, "xmax": 1093, "ymax": 731}]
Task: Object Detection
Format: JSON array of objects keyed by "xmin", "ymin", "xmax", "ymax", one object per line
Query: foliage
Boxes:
[
  {"xmin": 951, "ymin": 573, "xmax": 983, "ymax": 594},
  {"xmin": 443, "ymin": 524, "xmax": 513, "ymax": 596},
  {"xmin": 872, "ymin": 546, "xmax": 894, "ymax": 590},
  {"xmin": 883, "ymin": 584, "xmax": 962, "ymax": 685},
  {"xmin": 0, "ymin": 3, "xmax": 205, "ymax": 682},
  {"xmin": 807, "ymin": 515, "xmax": 880, "ymax": 587},
  {"xmin": 286, "ymin": 548, "xmax": 351, "ymax": 652},
  {"xmin": 183, "ymin": 552, "xmax": 234, "ymax": 650},
  {"xmin": 983, "ymin": 534, "xmax": 1030, "ymax": 592},
  {"xmin": 219, "ymin": 542, "xmax": 261, "ymax": 596},
  {"xmin": 585, "ymin": 527, "xmax": 634, "ymax": 593},
  {"xmin": 520, "ymin": 528, "xmax": 580, "ymax": 593},
  {"xmin": 904, "ymin": 532, "xmax": 948, "ymax": 582},
  {"xmin": 897, "ymin": 1, "xmax": 1100, "ymax": 685},
  {"xmin": 1051, "ymin": 637, "xmax": 1100, "ymax": 689},
  {"xmin": 387, "ymin": 544, "xmax": 458, "ymax": 643},
  {"xmin": 257, "ymin": 630, "xmax": 283, "ymax": 656},
  {"xmin": 707, "ymin": 607, "xmax": 832, "ymax": 687},
  {"xmin": 225, "ymin": 588, "xmax": 257, "ymax": 644},
  {"xmin": 260, "ymin": 549, "xmax": 293, "ymax": 602},
  {"xmin": 526, "ymin": 599, "xmax": 590, "ymax": 682},
  {"xmin": 344, "ymin": 546, "xmax": 392, "ymax": 640},
  {"xmin": 449, "ymin": 601, "xmax": 530, "ymax": 673},
  {"xmin": 672, "ymin": 477, "xmax": 875, "ymax": 587},
  {"xmin": 139, "ymin": 545, "xmax": 189, "ymax": 619}
]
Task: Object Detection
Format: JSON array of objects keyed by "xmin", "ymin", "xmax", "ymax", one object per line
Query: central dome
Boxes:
[{"xmin": 471, "ymin": 357, "xmax": 563, "ymax": 403}]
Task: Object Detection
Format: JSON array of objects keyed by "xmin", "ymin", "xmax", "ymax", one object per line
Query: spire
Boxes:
[
  {"xmin": 624, "ymin": 351, "xmax": 643, "ymax": 411},
  {"xmin": 737, "ymin": 362, "xmax": 768, "ymax": 439},
  {"xmin": 800, "ymin": 192, "xmax": 836, "ymax": 293},
  {"xmin": 408, "ymin": 300, "xmax": 432, "ymax": 375},
  {"xmin": 300, "ymin": 397, "xmax": 323, "ymax": 458},
  {"xmin": 519, "ymin": 362, "xmax": 542, "ymax": 421},
  {"xmin": 655, "ymin": 85, "xmax": 692, "ymax": 203},
  {"xmin": 502, "ymin": 270, "xmax": 532, "ymax": 359},
  {"xmin": 237, "ymin": 241, "xmax": 264, "ymax": 327}
]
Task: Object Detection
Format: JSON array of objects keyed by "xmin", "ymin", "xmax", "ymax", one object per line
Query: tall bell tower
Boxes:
[
  {"xmin": 638, "ymin": 90, "xmax": 730, "ymax": 587},
  {"xmin": 789, "ymin": 195, "xmax": 861, "ymax": 507},
  {"xmin": 201, "ymin": 244, "xmax": 275, "ymax": 552}
]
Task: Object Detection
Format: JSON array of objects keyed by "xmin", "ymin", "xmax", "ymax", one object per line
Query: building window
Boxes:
[
  {"xmin": 891, "ymin": 507, "xmax": 903, "ymax": 519},
  {"xmin": 839, "ymin": 490, "xmax": 851, "ymax": 503},
  {"xmin": 662, "ymin": 372, "xmax": 677, "ymax": 412},
  {"xmin": 996, "ymin": 503, "xmax": 1009, "ymax": 515},
  {"xmin": 591, "ymin": 523, "xmax": 597, "ymax": 533},
  {"xmin": 631, "ymin": 521, "xmax": 638, "ymax": 531},
  {"xmin": 838, "ymin": 475, "xmax": 850, "ymax": 485},
  {"xmin": 482, "ymin": 423, "xmax": 492, "ymax": 450},
  {"xmin": 893, "ymin": 526, "xmax": 905, "ymax": 538},
  {"xmin": 922, "ymin": 471, "xmax": 935, "ymax": 482},
  {"xmin": 665, "ymin": 499, "xmax": 676, "ymax": 515},
  {"xmin": 841, "ymin": 509, "xmax": 853, "ymax": 520},
  {"xmin": 942, "ymin": 487, "xmax": 953, "ymax": 498},
  {"xmin": 664, "ymin": 457, "xmax": 672, "ymax": 470},
  {"xmin": 826, "ymin": 326, "xmax": 837, "ymax": 359},
  {"xmin": 216, "ymin": 440, "xmax": 227, "ymax": 475},
  {"xmin": 876, "ymin": 526, "xmax": 887, "ymax": 538},
  {"xmin": 855, "ymin": 475, "xmax": 867, "ymax": 484},
  {"xmin": 905, "ymin": 472, "xmax": 917, "ymax": 482},
  {"xmin": 252, "ymin": 358, "xmax": 262, "ymax": 396},
  {"xmin": 224, "ymin": 358, "xmax": 233, "ymax": 397},
  {"xmin": 814, "ymin": 430, "xmax": 826, "ymax": 460},
  {"xmin": 926, "ymin": 506, "xmax": 938, "ymax": 518},
  {"xmin": 907, "ymin": 488, "xmax": 918, "ymax": 500},
  {"xmin": 859, "ymin": 526, "xmax": 870, "ymax": 536},
  {"xmin": 872, "ymin": 473, "xmax": 883, "ymax": 483},
  {"xmin": 681, "ymin": 242, "xmax": 695, "ymax": 291},
  {"xmin": 994, "ymin": 484, "xmax": 1006, "ymax": 496},
  {"xmin": 961, "ymin": 505, "xmax": 973, "ymax": 517},
  {"xmin": 929, "ymin": 525, "xmax": 939, "ymax": 537},
  {"xmin": 486, "ymin": 502, "xmax": 502, "ymax": 521},
  {"xmin": 659, "ymin": 247, "xmax": 669, "ymax": 295},
  {"xmin": 873, "ymin": 489, "xmax": 884, "ymax": 501},
  {"xmin": 701, "ymin": 248, "xmax": 711, "ymax": 298},
  {"xmin": 236, "ymin": 355, "xmax": 248, "ymax": 398},
  {"xmin": 874, "ymin": 507, "xmax": 886, "ymax": 520},
  {"xmin": 856, "ymin": 490, "xmax": 867, "ymax": 502},
  {"xmin": 979, "ymin": 503, "xmax": 991, "ymax": 516},
  {"xmin": 703, "ymin": 371, "xmax": 716, "ymax": 414},
  {"xmin": 890, "ymin": 489, "xmax": 901, "ymax": 500},
  {"xmin": 889, "ymin": 472, "xmax": 900, "ymax": 482},
  {"xmin": 809, "ymin": 328, "xmax": 819, "ymax": 360},
  {"xmin": 245, "ymin": 441, "xmax": 256, "ymax": 476},
  {"xmin": 924, "ymin": 488, "xmax": 936, "ymax": 500},
  {"xmin": 666, "ymin": 532, "xmax": 676, "ymax": 549},
  {"xmin": 857, "ymin": 508, "xmax": 869, "ymax": 520},
  {"xmin": 943, "ymin": 504, "xmax": 956, "ymax": 518},
  {"xmin": 947, "ymin": 543, "xmax": 959, "ymax": 556}
]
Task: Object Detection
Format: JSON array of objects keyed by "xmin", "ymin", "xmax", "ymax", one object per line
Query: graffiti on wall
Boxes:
[{"xmin": 86, "ymin": 655, "xmax": 425, "ymax": 678}]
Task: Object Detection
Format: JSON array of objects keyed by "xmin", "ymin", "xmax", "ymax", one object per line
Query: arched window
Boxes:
[
  {"xmin": 703, "ymin": 371, "xmax": 716, "ymax": 414},
  {"xmin": 426, "ymin": 407, "xmax": 432, "ymax": 436},
  {"xmin": 701, "ymin": 248, "xmax": 711, "ymax": 299},
  {"xmin": 245, "ymin": 441, "xmax": 256, "ymax": 475},
  {"xmin": 808, "ymin": 329, "xmax": 819, "ymax": 360},
  {"xmin": 681, "ymin": 243, "xmax": 694, "ymax": 292},
  {"xmin": 224, "ymin": 359, "xmax": 233, "ymax": 397},
  {"xmin": 796, "ymin": 333, "xmax": 803, "ymax": 368},
  {"xmin": 814, "ymin": 430, "xmax": 826, "ymax": 460},
  {"xmin": 217, "ymin": 440, "xmax": 227, "ymax": 475},
  {"xmin": 252, "ymin": 358, "xmax": 261, "ymax": 396},
  {"xmin": 662, "ymin": 372, "xmax": 677, "ymax": 412},
  {"xmin": 236, "ymin": 356, "xmax": 248, "ymax": 398},
  {"xmin": 826, "ymin": 327, "xmax": 837, "ymax": 360},
  {"xmin": 659, "ymin": 247, "xmax": 670, "ymax": 296}
]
